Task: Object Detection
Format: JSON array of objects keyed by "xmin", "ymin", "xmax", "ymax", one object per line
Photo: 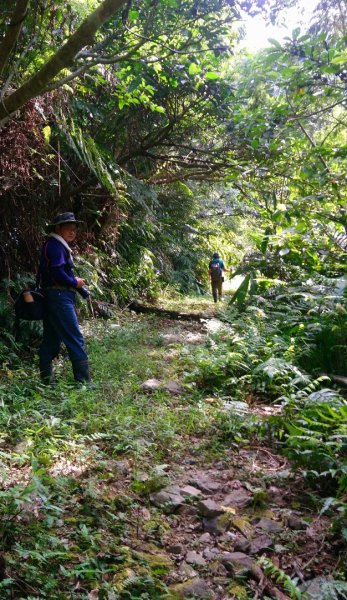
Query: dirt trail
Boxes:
[
  {"xmin": 5, "ymin": 311, "xmax": 341, "ymax": 599},
  {"xmin": 120, "ymin": 316, "xmax": 340, "ymax": 600}
]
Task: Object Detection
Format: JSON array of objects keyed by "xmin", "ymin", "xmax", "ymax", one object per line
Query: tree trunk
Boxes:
[
  {"xmin": 128, "ymin": 300, "xmax": 207, "ymax": 322},
  {"xmin": 0, "ymin": 0, "xmax": 29, "ymax": 78},
  {"xmin": 0, "ymin": 0, "xmax": 126, "ymax": 128}
]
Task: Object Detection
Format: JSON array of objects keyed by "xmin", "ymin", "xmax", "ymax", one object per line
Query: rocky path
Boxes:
[{"xmin": 118, "ymin": 316, "xmax": 341, "ymax": 600}]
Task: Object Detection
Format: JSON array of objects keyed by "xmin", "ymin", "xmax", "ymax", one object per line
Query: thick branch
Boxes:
[
  {"xmin": 0, "ymin": 0, "xmax": 126, "ymax": 127},
  {"xmin": 296, "ymin": 119, "xmax": 329, "ymax": 170},
  {"xmin": 0, "ymin": 0, "xmax": 29, "ymax": 77},
  {"xmin": 287, "ymin": 99, "xmax": 347, "ymax": 121},
  {"xmin": 119, "ymin": 97, "xmax": 210, "ymax": 164},
  {"xmin": 42, "ymin": 41, "xmax": 145, "ymax": 93},
  {"xmin": 287, "ymin": 96, "xmax": 330, "ymax": 171},
  {"xmin": 150, "ymin": 173, "xmax": 223, "ymax": 184}
]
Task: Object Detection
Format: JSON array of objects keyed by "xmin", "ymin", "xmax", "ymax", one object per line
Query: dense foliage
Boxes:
[{"xmin": 0, "ymin": 0, "xmax": 346, "ymax": 595}]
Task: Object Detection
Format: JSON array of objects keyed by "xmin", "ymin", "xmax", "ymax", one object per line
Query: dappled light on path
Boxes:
[{"xmin": 0, "ymin": 304, "xmax": 345, "ymax": 598}]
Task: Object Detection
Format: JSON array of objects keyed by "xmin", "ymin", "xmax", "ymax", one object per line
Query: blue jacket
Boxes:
[{"xmin": 39, "ymin": 238, "xmax": 78, "ymax": 289}]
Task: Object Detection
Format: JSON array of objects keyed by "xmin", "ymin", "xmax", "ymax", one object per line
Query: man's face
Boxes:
[{"xmin": 57, "ymin": 223, "xmax": 77, "ymax": 243}]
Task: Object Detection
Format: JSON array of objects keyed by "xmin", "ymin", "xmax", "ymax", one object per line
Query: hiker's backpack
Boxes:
[{"xmin": 210, "ymin": 259, "xmax": 222, "ymax": 281}]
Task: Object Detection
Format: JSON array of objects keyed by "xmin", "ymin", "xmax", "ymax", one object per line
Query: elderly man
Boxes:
[{"xmin": 38, "ymin": 212, "xmax": 94, "ymax": 386}]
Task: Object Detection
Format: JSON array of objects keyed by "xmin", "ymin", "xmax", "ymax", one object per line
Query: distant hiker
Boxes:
[
  {"xmin": 208, "ymin": 252, "xmax": 230, "ymax": 303},
  {"xmin": 38, "ymin": 212, "xmax": 94, "ymax": 387}
]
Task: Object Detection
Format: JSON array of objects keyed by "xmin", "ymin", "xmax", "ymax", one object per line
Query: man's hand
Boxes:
[{"xmin": 75, "ymin": 277, "xmax": 86, "ymax": 288}]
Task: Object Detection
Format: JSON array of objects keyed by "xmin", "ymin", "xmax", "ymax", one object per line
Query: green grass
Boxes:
[{"xmin": 0, "ymin": 313, "xmax": 255, "ymax": 599}]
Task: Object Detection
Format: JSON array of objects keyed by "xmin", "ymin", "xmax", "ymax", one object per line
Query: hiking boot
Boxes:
[
  {"xmin": 72, "ymin": 360, "xmax": 96, "ymax": 389},
  {"xmin": 39, "ymin": 361, "xmax": 54, "ymax": 386}
]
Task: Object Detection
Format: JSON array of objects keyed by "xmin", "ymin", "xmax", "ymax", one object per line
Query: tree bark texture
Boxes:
[
  {"xmin": 0, "ymin": 0, "xmax": 126, "ymax": 127},
  {"xmin": 128, "ymin": 300, "xmax": 207, "ymax": 322},
  {"xmin": 0, "ymin": 0, "xmax": 30, "ymax": 78}
]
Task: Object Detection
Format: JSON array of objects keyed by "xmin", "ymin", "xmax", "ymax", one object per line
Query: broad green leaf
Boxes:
[
  {"xmin": 228, "ymin": 274, "xmax": 251, "ymax": 307},
  {"xmin": 267, "ymin": 38, "xmax": 282, "ymax": 49},
  {"xmin": 42, "ymin": 126, "xmax": 51, "ymax": 144},
  {"xmin": 331, "ymin": 51, "xmax": 347, "ymax": 65},
  {"xmin": 128, "ymin": 9, "xmax": 139, "ymax": 20},
  {"xmin": 260, "ymin": 226, "xmax": 272, "ymax": 254},
  {"xmin": 205, "ymin": 71, "xmax": 219, "ymax": 80},
  {"xmin": 188, "ymin": 63, "xmax": 201, "ymax": 75}
]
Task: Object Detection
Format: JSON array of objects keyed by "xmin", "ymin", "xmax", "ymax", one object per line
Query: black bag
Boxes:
[{"xmin": 14, "ymin": 289, "xmax": 45, "ymax": 321}]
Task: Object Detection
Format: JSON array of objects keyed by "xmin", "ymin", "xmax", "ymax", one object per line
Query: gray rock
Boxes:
[
  {"xmin": 180, "ymin": 485, "xmax": 202, "ymax": 498},
  {"xmin": 163, "ymin": 380, "xmax": 183, "ymax": 395},
  {"xmin": 301, "ymin": 577, "xmax": 347, "ymax": 599},
  {"xmin": 112, "ymin": 459, "xmax": 131, "ymax": 476},
  {"xmin": 222, "ymin": 400, "xmax": 249, "ymax": 415},
  {"xmin": 286, "ymin": 514, "xmax": 308, "ymax": 530},
  {"xmin": 252, "ymin": 517, "xmax": 282, "ymax": 533},
  {"xmin": 249, "ymin": 534, "xmax": 273, "ymax": 555},
  {"xmin": 185, "ymin": 333, "xmax": 205, "ymax": 344},
  {"xmin": 267, "ymin": 485, "xmax": 281, "ymax": 498},
  {"xmin": 178, "ymin": 504, "xmax": 198, "ymax": 517},
  {"xmin": 178, "ymin": 562, "xmax": 198, "ymax": 578},
  {"xmin": 267, "ymin": 485, "xmax": 288, "ymax": 506},
  {"xmin": 165, "ymin": 484, "xmax": 181, "ymax": 493},
  {"xmin": 103, "ymin": 459, "xmax": 131, "ymax": 476},
  {"xmin": 189, "ymin": 473, "xmax": 221, "ymax": 494},
  {"xmin": 199, "ymin": 532, "xmax": 212, "ymax": 543},
  {"xmin": 234, "ymin": 536, "xmax": 251, "ymax": 553},
  {"xmin": 274, "ymin": 544, "xmax": 287, "ymax": 553},
  {"xmin": 202, "ymin": 547, "xmax": 220, "ymax": 561},
  {"xmin": 186, "ymin": 551, "xmax": 207, "ymax": 566},
  {"xmin": 198, "ymin": 499, "xmax": 224, "ymax": 518},
  {"xmin": 168, "ymin": 543, "xmax": 185, "ymax": 555},
  {"xmin": 220, "ymin": 531, "xmax": 238, "ymax": 544},
  {"xmin": 161, "ymin": 334, "xmax": 183, "ymax": 345},
  {"xmin": 136, "ymin": 471, "xmax": 149, "ymax": 482},
  {"xmin": 13, "ymin": 440, "xmax": 31, "ymax": 454},
  {"xmin": 150, "ymin": 488, "xmax": 184, "ymax": 512},
  {"xmin": 222, "ymin": 488, "xmax": 251, "ymax": 509},
  {"xmin": 140, "ymin": 378, "xmax": 162, "ymax": 392},
  {"xmin": 170, "ymin": 578, "xmax": 215, "ymax": 599},
  {"xmin": 210, "ymin": 563, "xmax": 228, "ymax": 577},
  {"xmin": 275, "ymin": 469, "xmax": 291, "ymax": 479},
  {"xmin": 202, "ymin": 517, "xmax": 224, "ymax": 534},
  {"xmin": 218, "ymin": 551, "xmax": 254, "ymax": 576}
]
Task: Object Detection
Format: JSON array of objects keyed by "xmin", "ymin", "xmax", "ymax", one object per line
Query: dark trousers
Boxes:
[
  {"xmin": 39, "ymin": 290, "xmax": 88, "ymax": 365},
  {"xmin": 211, "ymin": 278, "xmax": 223, "ymax": 302}
]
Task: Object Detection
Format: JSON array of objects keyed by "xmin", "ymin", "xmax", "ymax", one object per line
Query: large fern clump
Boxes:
[{"xmin": 190, "ymin": 273, "xmax": 347, "ymax": 497}]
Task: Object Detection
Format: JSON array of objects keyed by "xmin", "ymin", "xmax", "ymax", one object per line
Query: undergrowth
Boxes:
[
  {"xmin": 0, "ymin": 275, "xmax": 346, "ymax": 596},
  {"xmin": 189, "ymin": 275, "xmax": 347, "ymax": 501},
  {"xmin": 0, "ymin": 313, "xmax": 252, "ymax": 598}
]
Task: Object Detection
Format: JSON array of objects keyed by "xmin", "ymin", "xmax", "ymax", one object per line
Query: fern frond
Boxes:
[{"xmin": 259, "ymin": 556, "xmax": 304, "ymax": 599}]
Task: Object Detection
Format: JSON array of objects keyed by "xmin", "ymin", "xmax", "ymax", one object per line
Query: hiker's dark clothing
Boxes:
[
  {"xmin": 209, "ymin": 258, "xmax": 225, "ymax": 303},
  {"xmin": 39, "ymin": 289, "xmax": 87, "ymax": 364},
  {"xmin": 38, "ymin": 237, "xmax": 88, "ymax": 382},
  {"xmin": 39, "ymin": 237, "xmax": 78, "ymax": 289},
  {"xmin": 211, "ymin": 277, "xmax": 223, "ymax": 303},
  {"xmin": 209, "ymin": 258, "xmax": 225, "ymax": 272}
]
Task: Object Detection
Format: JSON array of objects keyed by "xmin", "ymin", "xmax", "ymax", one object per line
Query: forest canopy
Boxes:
[{"xmin": 0, "ymin": 0, "xmax": 346, "ymax": 284}]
